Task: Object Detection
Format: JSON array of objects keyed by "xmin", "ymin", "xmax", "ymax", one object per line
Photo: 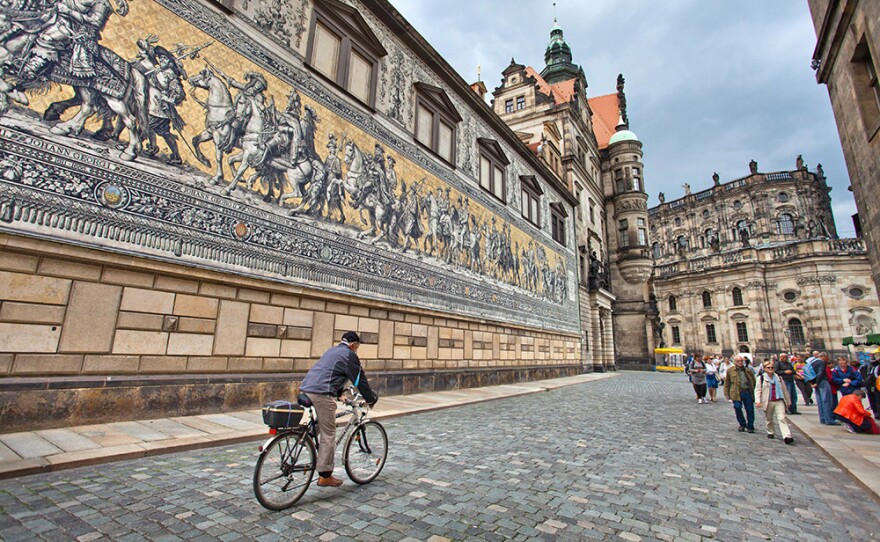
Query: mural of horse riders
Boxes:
[{"xmin": 0, "ymin": 0, "xmax": 569, "ymax": 303}]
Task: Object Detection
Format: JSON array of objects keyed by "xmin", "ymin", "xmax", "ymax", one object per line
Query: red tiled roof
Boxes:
[
  {"xmin": 524, "ymin": 66, "xmax": 572, "ymax": 105},
  {"xmin": 589, "ymin": 93, "xmax": 619, "ymax": 150}
]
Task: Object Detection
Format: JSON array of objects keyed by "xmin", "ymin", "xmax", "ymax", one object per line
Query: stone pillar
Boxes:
[
  {"xmin": 591, "ymin": 305, "xmax": 603, "ymax": 371},
  {"xmin": 602, "ymin": 308, "xmax": 616, "ymax": 370}
]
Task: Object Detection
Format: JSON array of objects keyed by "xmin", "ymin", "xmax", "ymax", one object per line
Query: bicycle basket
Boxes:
[{"xmin": 261, "ymin": 400, "xmax": 304, "ymax": 428}]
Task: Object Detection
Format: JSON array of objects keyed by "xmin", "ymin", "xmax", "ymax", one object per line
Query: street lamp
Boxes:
[{"xmin": 783, "ymin": 329, "xmax": 792, "ymax": 354}]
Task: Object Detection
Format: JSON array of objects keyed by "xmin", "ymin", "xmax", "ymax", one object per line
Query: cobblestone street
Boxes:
[{"xmin": 2, "ymin": 372, "xmax": 879, "ymax": 541}]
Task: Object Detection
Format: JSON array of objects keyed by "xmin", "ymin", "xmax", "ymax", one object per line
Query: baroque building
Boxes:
[
  {"xmin": 650, "ymin": 160, "xmax": 879, "ymax": 359},
  {"xmin": 808, "ymin": 0, "xmax": 880, "ymax": 299},
  {"xmin": 0, "ymin": 0, "xmax": 584, "ymax": 430},
  {"xmin": 490, "ymin": 20, "xmax": 656, "ymax": 371}
]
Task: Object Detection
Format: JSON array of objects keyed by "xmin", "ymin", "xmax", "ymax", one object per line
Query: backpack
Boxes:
[{"xmin": 801, "ymin": 359, "xmax": 818, "ymax": 382}]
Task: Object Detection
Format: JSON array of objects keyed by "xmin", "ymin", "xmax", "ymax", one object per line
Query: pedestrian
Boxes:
[
  {"xmin": 719, "ymin": 356, "xmax": 734, "ymax": 401},
  {"xmin": 298, "ymin": 331, "xmax": 379, "ymax": 488},
  {"xmin": 809, "ymin": 352, "xmax": 839, "ymax": 425},
  {"xmin": 750, "ymin": 357, "xmax": 765, "ymax": 377},
  {"xmin": 724, "ymin": 355, "xmax": 757, "ymax": 433},
  {"xmin": 690, "ymin": 356, "xmax": 708, "ymax": 403},
  {"xmin": 706, "ymin": 356, "xmax": 720, "ymax": 402},
  {"xmin": 774, "ymin": 353, "xmax": 799, "ymax": 415},
  {"xmin": 833, "ymin": 389, "xmax": 880, "ymax": 434},
  {"xmin": 831, "ymin": 356, "xmax": 863, "ymax": 398},
  {"xmin": 792, "ymin": 354, "xmax": 814, "ymax": 406},
  {"xmin": 755, "ymin": 360, "xmax": 795, "ymax": 444}
]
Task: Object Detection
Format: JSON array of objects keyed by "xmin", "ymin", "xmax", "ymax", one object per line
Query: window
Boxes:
[
  {"xmin": 637, "ymin": 218, "xmax": 647, "ymax": 246},
  {"xmin": 632, "ymin": 167, "xmax": 641, "ymax": 191},
  {"xmin": 736, "ymin": 322, "xmax": 749, "ymax": 342},
  {"xmin": 674, "ymin": 217, "xmax": 682, "ymax": 227},
  {"xmin": 778, "ymin": 192, "xmax": 789, "ymax": 203},
  {"xmin": 702, "ymin": 210, "xmax": 710, "ymax": 219},
  {"xmin": 504, "ymin": 99, "xmax": 514, "ymax": 113},
  {"xmin": 415, "ymin": 83, "xmax": 461, "ymax": 164},
  {"xmin": 706, "ymin": 323, "xmax": 717, "ymax": 344},
  {"xmin": 307, "ymin": 0, "xmax": 387, "ymax": 107},
  {"xmin": 652, "ymin": 242, "xmax": 662, "ymax": 259},
  {"xmin": 734, "ymin": 200, "xmax": 743, "ymax": 210},
  {"xmin": 668, "ymin": 295, "xmax": 677, "ymax": 312},
  {"xmin": 702, "ymin": 228, "xmax": 715, "ymax": 248},
  {"xmin": 520, "ymin": 176, "xmax": 542, "ymax": 227},
  {"xmin": 575, "ymin": 188, "xmax": 583, "ymax": 221},
  {"xmin": 477, "ymin": 138, "xmax": 509, "ymax": 202},
  {"xmin": 851, "ymin": 37, "xmax": 880, "ymax": 135},
  {"xmin": 677, "ymin": 235, "xmax": 688, "ymax": 250},
  {"xmin": 671, "ymin": 326, "xmax": 681, "ymax": 344},
  {"xmin": 550, "ymin": 203, "xmax": 567, "ymax": 245},
  {"xmin": 732, "ymin": 287, "xmax": 743, "ymax": 306},
  {"xmin": 588, "ymin": 199, "xmax": 595, "ymax": 224},
  {"xmin": 615, "ymin": 169, "xmax": 625, "ymax": 194},
  {"xmin": 777, "ymin": 213, "xmax": 794, "ymax": 235},
  {"xmin": 783, "ymin": 290, "xmax": 798, "ymax": 302},
  {"xmin": 516, "ymin": 96, "xmax": 526, "ymax": 110},
  {"xmin": 619, "ymin": 219, "xmax": 629, "ymax": 248},
  {"xmin": 788, "ymin": 318, "xmax": 806, "ymax": 346},
  {"xmin": 702, "ymin": 291, "xmax": 712, "ymax": 308}
]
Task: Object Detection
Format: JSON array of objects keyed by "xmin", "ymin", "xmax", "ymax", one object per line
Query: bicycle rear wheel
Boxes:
[
  {"xmin": 253, "ymin": 431, "xmax": 316, "ymax": 510},
  {"xmin": 343, "ymin": 421, "xmax": 388, "ymax": 484}
]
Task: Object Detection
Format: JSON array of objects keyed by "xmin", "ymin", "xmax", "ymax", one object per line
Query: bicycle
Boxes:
[{"xmin": 253, "ymin": 387, "xmax": 388, "ymax": 510}]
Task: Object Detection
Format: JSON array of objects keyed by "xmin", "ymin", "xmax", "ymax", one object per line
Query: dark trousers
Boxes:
[
  {"xmin": 868, "ymin": 387, "xmax": 880, "ymax": 419},
  {"xmin": 796, "ymin": 379, "xmax": 813, "ymax": 404},
  {"xmin": 834, "ymin": 413, "xmax": 873, "ymax": 433},
  {"xmin": 733, "ymin": 391, "xmax": 755, "ymax": 430},
  {"xmin": 784, "ymin": 379, "xmax": 798, "ymax": 413},
  {"xmin": 693, "ymin": 383, "xmax": 707, "ymax": 399}
]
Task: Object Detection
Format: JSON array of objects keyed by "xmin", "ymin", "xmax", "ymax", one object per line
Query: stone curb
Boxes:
[{"xmin": 0, "ymin": 372, "xmax": 618, "ymax": 480}]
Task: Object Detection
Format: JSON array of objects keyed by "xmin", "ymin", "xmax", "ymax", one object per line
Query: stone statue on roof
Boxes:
[
  {"xmin": 683, "ymin": 183, "xmax": 691, "ymax": 196},
  {"xmin": 658, "ymin": 192, "xmax": 665, "ymax": 204},
  {"xmin": 749, "ymin": 160, "xmax": 758, "ymax": 175},
  {"xmin": 713, "ymin": 172, "xmax": 720, "ymax": 186},
  {"xmin": 796, "ymin": 154, "xmax": 805, "ymax": 170}
]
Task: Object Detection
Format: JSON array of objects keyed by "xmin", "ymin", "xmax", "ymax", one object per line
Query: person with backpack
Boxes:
[
  {"xmin": 755, "ymin": 360, "xmax": 794, "ymax": 444},
  {"xmin": 793, "ymin": 355, "xmax": 814, "ymax": 405},
  {"xmin": 690, "ymin": 356, "xmax": 709, "ymax": 403},
  {"xmin": 774, "ymin": 353, "xmax": 799, "ymax": 415}
]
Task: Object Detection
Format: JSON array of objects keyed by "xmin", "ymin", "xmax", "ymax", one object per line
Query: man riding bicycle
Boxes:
[{"xmin": 299, "ymin": 331, "xmax": 378, "ymax": 487}]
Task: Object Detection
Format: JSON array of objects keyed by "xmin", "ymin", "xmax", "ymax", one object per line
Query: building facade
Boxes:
[
  {"xmin": 0, "ymin": 0, "xmax": 583, "ymax": 430},
  {"xmin": 809, "ymin": 0, "xmax": 880, "ymax": 297},
  {"xmin": 490, "ymin": 22, "xmax": 656, "ymax": 371},
  {"xmin": 650, "ymin": 161, "xmax": 879, "ymax": 359}
]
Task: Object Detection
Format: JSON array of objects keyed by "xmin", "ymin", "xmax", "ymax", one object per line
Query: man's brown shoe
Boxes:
[{"xmin": 317, "ymin": 475, "xmax": 343, "ymax": 487}]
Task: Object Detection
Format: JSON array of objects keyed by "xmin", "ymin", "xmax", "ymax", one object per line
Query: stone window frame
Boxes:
[
  {"xmin": 781, "ymin": 289, "xmax": 799, "ymax": 303},
  {"xmin": 550, "ymin": 202, "xmax": 568, "ymax": 247},
  {"xmin": 731, "ymin": 286, "xmax": 744, "ymax": 306},
  {"xmin": 516, "ymin": 95, "xmax": 526, "ymax": 110},
  {"xmin": 668, "ymin": 295, "xmax": 677, "ymax": 312},
  {"xmin": 671, "ymin": 325, "xmax": 681, "ymax": 345},
  {"xmin": 787, "ymin": 318, "xmax": 806, "ymax": 346},
  {"xmin": 306, "ymin": 0, "xmax": 387, "ymax": 109},
  {"xmin": 520, "ymin": 175, "xmax": 542, "ymax": 228},
  {"xmin": 705, "ymin": 322, "xmax": 718, "ymax": 344},
  {"xmin": 504, "ymin": 98, "xmax": 514, "ymax": 113},
  {"xmin": 843, "ymin": 284, "xmax": 870, "ymax": 300},
  {"xmin": 776, "ymin": 213, "xmax": 795, "ymax": 236},
  {"xmin": 477, "ymin": 138, "xmax": 509, "ymax": 203},
  {"xmin": 414, "ymin": 82, "xmax": 461, "ymax": 166},
  {"xmin": 637, "ymin": 218, "xmax": 647, "ymax": 246},
  {"xmin": 702, "ymin": 290, "xmax": 712, "ymax": 308},
  {"xmin": 619, "ymin": 219, "xmax": 629, "ymax": 248},
  {"xmin": 851, "ymin": 33, "xmax": 880, "ymax": 140},
  {"xmin": 735, "ymin": 321, "xmax": 749, "ymax": 343}
]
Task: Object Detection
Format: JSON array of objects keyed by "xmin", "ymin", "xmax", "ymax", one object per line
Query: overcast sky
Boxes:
[{"xmin": 391, "ymin": 0, "xmax": 857, "ymax": 236}]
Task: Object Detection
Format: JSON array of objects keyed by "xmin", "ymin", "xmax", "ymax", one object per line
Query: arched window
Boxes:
[
  {"xmin": 652, "ymin": 242, "xmax": 662, "ymax": 259},
  {"xmin": 732, "ymin": 287, "xmax": 743, "ymax": 306},
  {"xmin": 777, "ymin": 213, "xmax": 794, "ymax": 235},
  {"xmin": 788, "ymin": 318, "xmax": 806, "ymax": 346},
  {"xmin": 703, "ymin": 228, "xmax": 715, "ymax": 248},
  {"xmin": 702, "ymin": 291, "xmax": 712, "ymax": 308},
  {"xmin": 669, "ymin": 295, "xmax": 677, "ymax": 312},
  {"xmin": 677, "ymin": 235, "xmax": 689, "ymax": 250}
]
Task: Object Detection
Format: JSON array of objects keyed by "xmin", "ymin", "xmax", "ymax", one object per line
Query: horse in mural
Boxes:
[
  {"xmin": 222, "ymin": 93, "xmax": 267, "ymax": 196},
  {"xmin": 189, "ymin": 67, "xmax": 234, "ymax": 183},
  {"xmin": 0, "ymin": 0, "xmax": 146, "ymax": 161}
]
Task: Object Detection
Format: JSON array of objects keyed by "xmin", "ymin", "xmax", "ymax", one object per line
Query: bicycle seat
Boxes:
[{"xmin": 297, "ymin": 393, "xmax": 313, "ymax": 408}]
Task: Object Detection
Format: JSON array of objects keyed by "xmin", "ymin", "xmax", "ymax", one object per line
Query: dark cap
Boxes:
[{"xmin": 341, "ymin": 331, "xmax": 361, "ymax": 344}]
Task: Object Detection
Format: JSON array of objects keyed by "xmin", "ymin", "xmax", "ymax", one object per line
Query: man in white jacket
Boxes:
[{"xmin": 755, "ymin": 360, "xmax": 794, "ymax": 445}]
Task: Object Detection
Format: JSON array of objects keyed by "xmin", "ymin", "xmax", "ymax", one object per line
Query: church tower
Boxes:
[{"xmin": 540, "ymin": 19, "xmax": 584, "ymax": 85}]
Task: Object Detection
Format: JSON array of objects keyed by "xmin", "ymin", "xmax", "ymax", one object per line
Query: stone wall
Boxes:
[{"xmin": 0, "ymin": 235, "xmax": 580, "ymax": 430}]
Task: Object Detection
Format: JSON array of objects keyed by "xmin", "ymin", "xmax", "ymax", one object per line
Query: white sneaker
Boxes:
[{"xmin": 845, "ymin": 424, "xmax": 855, "ymax": 433}]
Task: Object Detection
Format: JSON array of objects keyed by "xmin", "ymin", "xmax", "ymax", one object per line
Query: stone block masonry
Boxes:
[{"xmin": 0, "ymin": 236, "xmax": 580, "ymax": 431}]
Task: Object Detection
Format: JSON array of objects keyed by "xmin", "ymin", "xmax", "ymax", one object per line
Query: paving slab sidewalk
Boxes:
[{"xmin": 0, "ymin": 372, "xmax": 618, "ymax": 480}]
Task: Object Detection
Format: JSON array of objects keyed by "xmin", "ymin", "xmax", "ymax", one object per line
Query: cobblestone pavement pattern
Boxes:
[{"xmin": 2, "ymin": 373, "xmax": 880, "ymax": 541}]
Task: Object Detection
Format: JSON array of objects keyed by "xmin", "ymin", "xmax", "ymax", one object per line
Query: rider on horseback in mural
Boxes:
[{"xmin": 141, "ymin": 45, "xmax": 186, "ymax": 164}]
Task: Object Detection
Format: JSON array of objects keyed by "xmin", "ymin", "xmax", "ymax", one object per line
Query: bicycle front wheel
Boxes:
[
  {"xmin": 343, "ymin": 421, "xmax": 388, "ymax": 484},
  {"xmin": 253, "ymin": 431, "xmax": 316, "ymax": 510}
]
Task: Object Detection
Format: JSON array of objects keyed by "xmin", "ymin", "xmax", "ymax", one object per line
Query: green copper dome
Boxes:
[{"xmin": 609, "ymin": 129, "xmax": 640, "ymax": 145}]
